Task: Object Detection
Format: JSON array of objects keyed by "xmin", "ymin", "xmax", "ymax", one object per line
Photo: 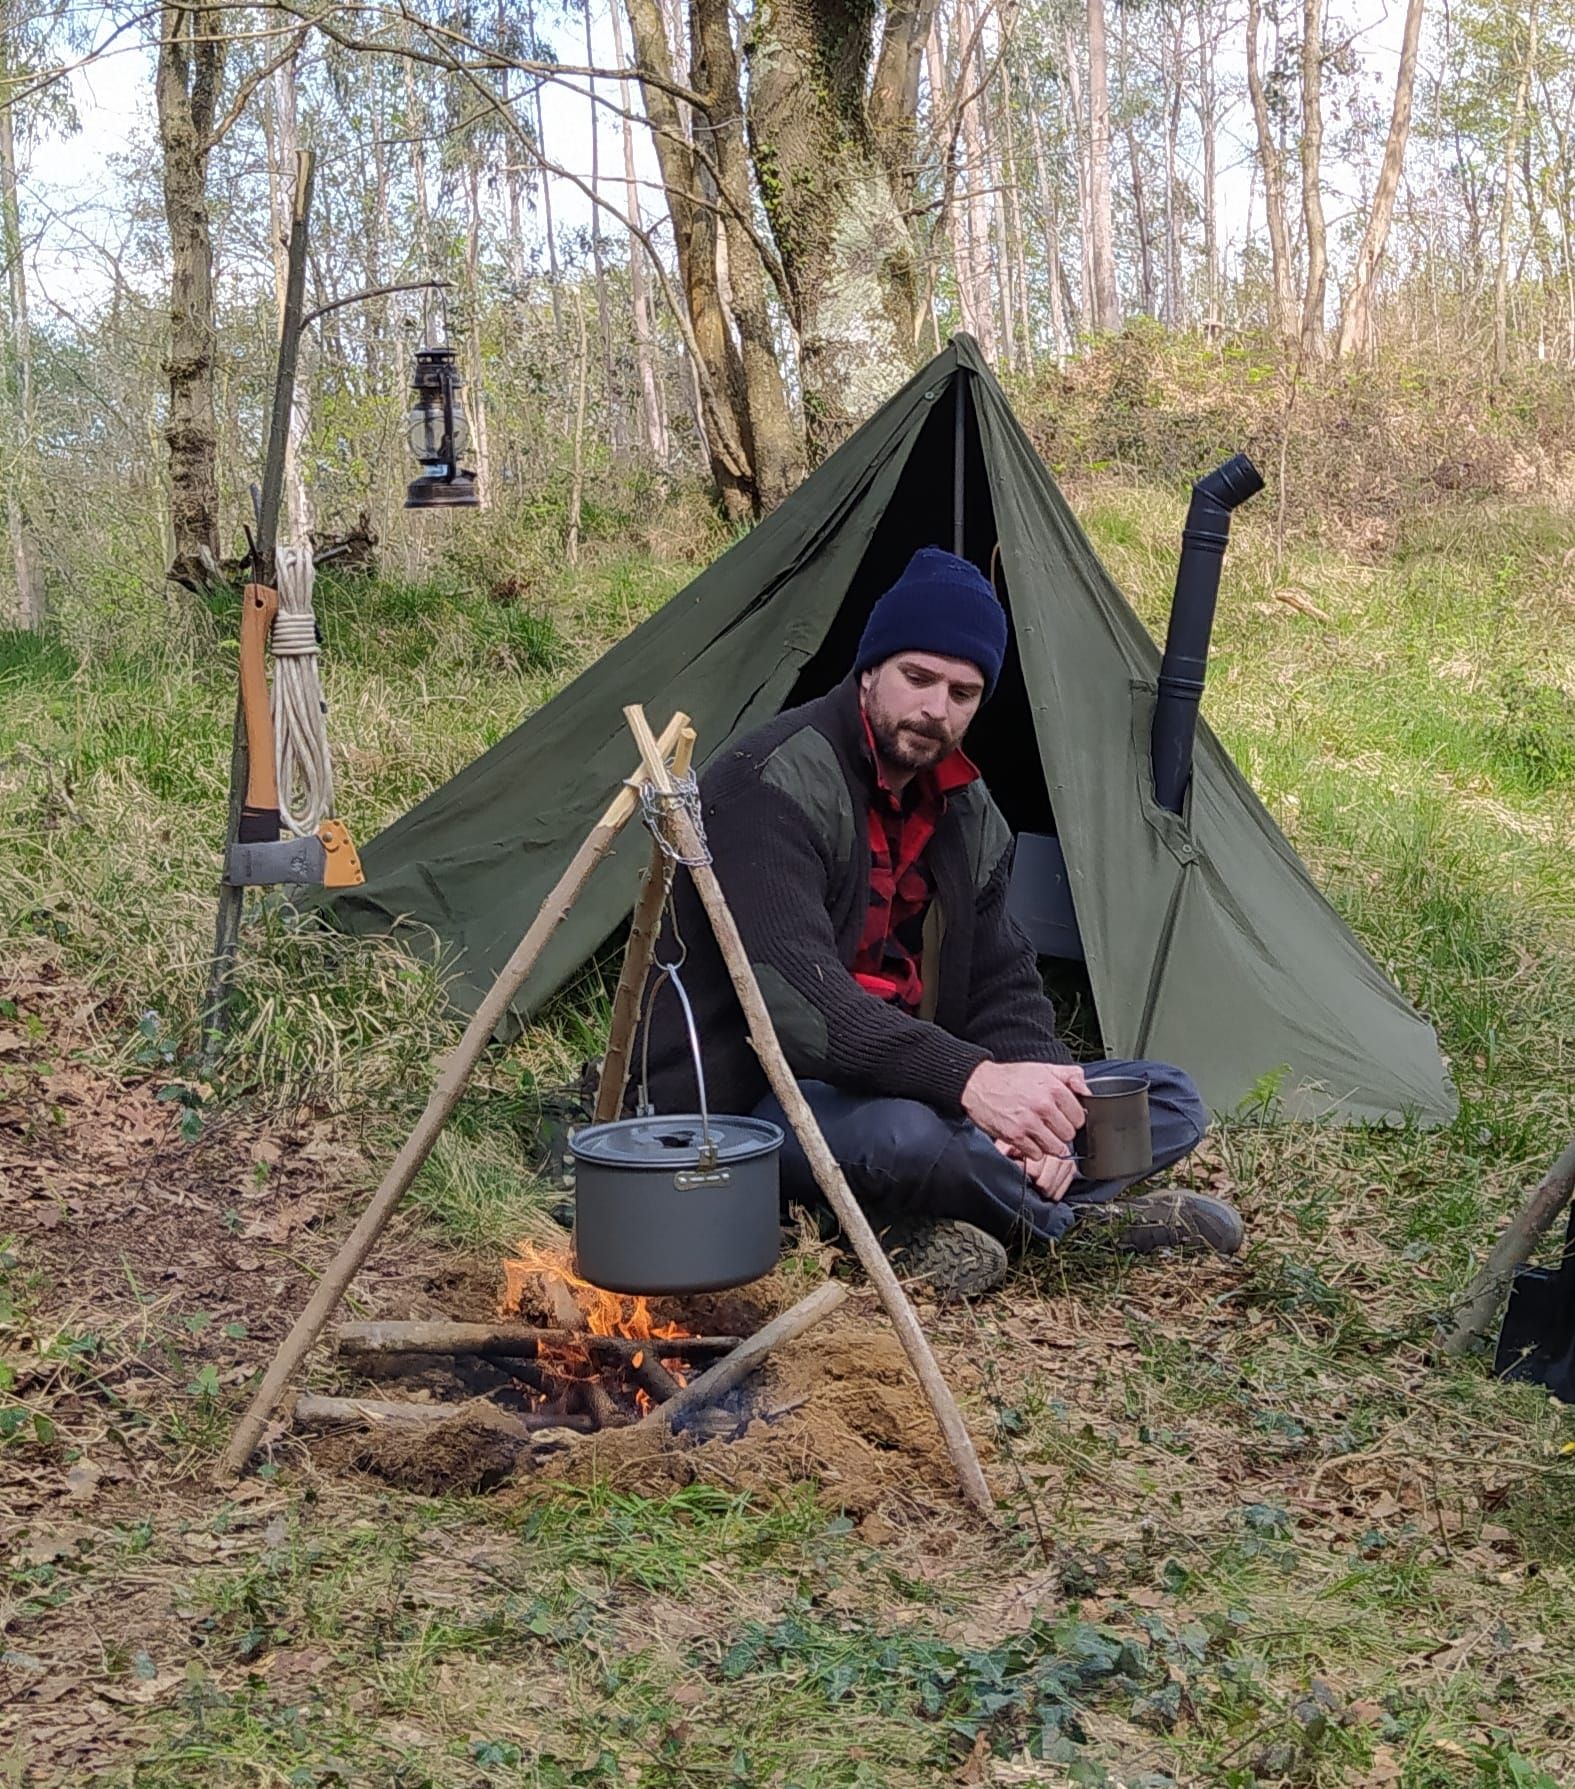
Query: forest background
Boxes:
[
  {"xmin": 3, "ymin": 0, "xmax": 1575, "ymax": 1785},
  {"xmin": 5, "ymin": 0, "xmax": 1575, "ymax": 608}
]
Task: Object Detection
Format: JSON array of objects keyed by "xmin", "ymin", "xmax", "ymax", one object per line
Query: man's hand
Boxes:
[
  {"xmin": 961, "ymin": 1060, "xmax": 1089, "ymax": 1161},
  {"xmin": 994, "ymin": 1138, "xmax": 1077, "ymax": 1202}
]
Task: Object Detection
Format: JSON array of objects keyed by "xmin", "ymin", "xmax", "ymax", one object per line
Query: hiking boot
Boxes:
[
  {"xmin": 879, "ymin": 1216, "xmax": 1009, "ymax": 1299},
  {"xmin": 1095, "ymin": 1188, "xmax": 1245, "ymax": 1257}
]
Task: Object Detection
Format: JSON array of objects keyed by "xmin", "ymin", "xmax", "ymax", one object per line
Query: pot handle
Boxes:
[{"xmin": 638, "ymin": 963, "xmax": 718, "ymax": 1169}]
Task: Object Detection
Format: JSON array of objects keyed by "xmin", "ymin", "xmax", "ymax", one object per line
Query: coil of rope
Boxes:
[{"xmin": 270, "ymin": 545, "xmax": 335, "ymax": 837}]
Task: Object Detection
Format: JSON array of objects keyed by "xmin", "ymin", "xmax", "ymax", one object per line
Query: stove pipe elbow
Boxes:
[{"xmin": 1150, "ymin": 453, "xmax": 1264, "ymax": 815}]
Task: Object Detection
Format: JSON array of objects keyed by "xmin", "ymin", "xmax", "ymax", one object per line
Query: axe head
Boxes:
[{"xmin": 225, "ymin": 834, "xmax": 327, "ymax": 887}]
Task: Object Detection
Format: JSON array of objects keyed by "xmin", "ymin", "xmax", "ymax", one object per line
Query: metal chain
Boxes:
[{"xmin": 638, "ymin": 772, "xmax": 711, "ymax": 868}]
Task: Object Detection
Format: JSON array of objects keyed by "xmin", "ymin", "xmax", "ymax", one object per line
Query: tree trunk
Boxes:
[
  {"xmin": 499, "ymin": 0, "xmax": 528, "ymax": 290},
  {"xmin": 0, "ymin": 61, "xmax": 39, "ymax": 627},
  {"xmin": 748, "ymin": 0, "xmax": 921, "ymax": 455},
  {"xmin": 1126, "ymin": 125, "xmax": 1155, "ymax": 317},
  {"xmin": 1085, "ymin": 0, "xmax": 1120, "ymax": 331},
  {"xmin": 870, "ymin": 0, "xmax": 939, "ymax": 208},
  {"xmin": 991, "ymin": 95, "xmax": 1016, "ymax": 370},
  {"xmin": 1117, "ymin": 3, "xmax": 1154, "ymax": 317},
  {"xmin": 567, "ymin": 288, "xmax": 589, "ymax": 562},
  {"xmin": 1244, "ymin": 0, "xmax": 1296, "ymax": 341},
  {"xmin": 998, "ymin": 62, "xmax": 1034, "ymax": 368},
  {"xmin": 1163, "ymin": 6, "xmax": 1184, "ymax": 328},
  {"xmin": 526, "ymin": 0, "xmax": 563, "ymax": 332},
  {"xmin": 585, "ymin": 2, "xmax": 621, "ymax": 451},
  {"xmin": 926, "ymin": 19, "xmax": 969, "ymax": 338},
  {"xmin": 1063, "ymin": 24, "xmax": 1093, "ymax": 326},
  {"xmin": 155, "ymin": 2, "xmax": 224, "ymax": 573},
  {"xmin": 1495, "ymin": 0, "xmax": 1538, "ymax": 379},
  {"xmin": 923, "ymin": 19, "xmax": 967, "ymax": 338},
  {"xmin": 1298, "ymin": 0, "xmax": 1328, "ymax": 358},
  {"xmin": 1029, "ymin": 102, "xmax": 1070, "ymax": 363},
  {"xmin": 624, "ymin": 0, "xmax": 755, "ymax": 515},
  {"xmin": 267, "ymin": 52, "xmax": 312, "ymax": 542},
  {"xmin": 690, "ymin": 0, "xmax": 804, "ymax": 507},
  {"xmin": 610, "ymin": 0, "xmax": 670, "ymax": 464},
  {"xmin": 955, "ymin": 0, "xmax": 997, "ymax": 362},
  {"xmin": 1334, "ymin": 0, "xmax": 1425, "ymax": 358},
  {"xmin": 463, "ymin": 156, "xmax": 494, "ymax": 509},
  {"xmin": 1196, "ymin": 0, "xmax": 1219, "ymax": 330}
]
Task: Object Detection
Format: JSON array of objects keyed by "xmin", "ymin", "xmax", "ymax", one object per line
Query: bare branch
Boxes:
[
  {"xmin": 302, "ymin": 277, "xmax": 451, "ymax": 327},
  {"xmin": 207, "ymin": 26, "xmax": 312, "ymax": 147}
]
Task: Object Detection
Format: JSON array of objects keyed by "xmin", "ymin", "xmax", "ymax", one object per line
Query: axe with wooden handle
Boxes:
[{"xmin": 224, "ymin": 583, "xmax": 363, "ymax": 888}]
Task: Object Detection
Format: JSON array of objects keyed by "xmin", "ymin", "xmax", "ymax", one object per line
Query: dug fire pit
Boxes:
[
  {"xmin": 318, "ymin": 1317, "xmax": 748, "ymax": 1437},
  {"xmin": 285, "ymin": 1262, "xmax": 851, "ymax": 1469}
]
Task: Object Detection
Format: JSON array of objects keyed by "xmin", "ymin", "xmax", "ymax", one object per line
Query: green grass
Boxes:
[{"xmin": 4, "ymin": 479, "xmax": 1575, "ymax": 1785}]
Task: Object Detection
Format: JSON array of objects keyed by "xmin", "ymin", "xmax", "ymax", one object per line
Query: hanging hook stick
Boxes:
[
  {"xmin": 217, "ymin": 712, "xmax": 690, "ymax": 1483},
  {"xmin": 594, "ymin": 724, "xmax": 696, "ymax": 1122},
  {"xmin": 623, "ymin": 705, "xmax": 996, "ymax": 1519}
]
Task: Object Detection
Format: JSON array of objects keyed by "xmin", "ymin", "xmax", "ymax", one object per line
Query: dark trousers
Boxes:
[{"xmin": 754, "ymin": 1060, "xmax": 1207, "ymax": 1244}]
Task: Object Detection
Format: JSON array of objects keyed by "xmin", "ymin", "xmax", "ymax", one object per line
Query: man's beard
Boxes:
[{"xmin": 865, "ymin": 694, "xmax": 955, "ymax": 771}]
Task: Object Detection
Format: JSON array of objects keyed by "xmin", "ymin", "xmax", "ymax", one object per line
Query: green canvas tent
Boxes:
[{"xmin": 331, "ymin": 336, "xmax": 1456, "ymax": 1125}]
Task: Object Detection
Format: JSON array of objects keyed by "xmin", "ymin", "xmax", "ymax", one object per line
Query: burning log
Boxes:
[
  {"xmin": 334, "ymin": 1321, "xmax": 742, "ymax": 1362},
  {"xmin": 577, "ymin": 1378, "xmax": 634, "ymax": 1430},
  {"xmin": 290, "ymin": 1394, "xmax": 595, "ymax": 1435},
  {"xmin": 638, "ymin": 1280, "xmax": 848, "ymax": 1432},
  {"xmin": 628, "ymin": 1350, "xmax": 681, "ymax": 1403}
]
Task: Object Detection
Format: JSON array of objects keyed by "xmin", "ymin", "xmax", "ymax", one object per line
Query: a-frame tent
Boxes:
[{"xmin": 331, "ymin": 336, "xmax": 1456, "ymax": 1125}]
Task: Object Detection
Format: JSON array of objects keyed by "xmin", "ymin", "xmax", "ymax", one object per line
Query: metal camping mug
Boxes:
[{"xmin": 1077, "ymin": 1074, "xmax": 1153, "ymax": 1181}]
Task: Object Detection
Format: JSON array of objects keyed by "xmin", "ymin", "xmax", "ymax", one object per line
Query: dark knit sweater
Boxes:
[{"xmin": 640, "ymin": 677, "xmax": 1071, "ymax": 1118}]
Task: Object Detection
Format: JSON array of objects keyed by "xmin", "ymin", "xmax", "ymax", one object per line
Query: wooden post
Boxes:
[
  {"xmin": 199, "ymin": 149, "xmax": 316, "ymax": 1069},
  {"xmin": 594, "ymin": 723, "xmax": 696, "ymax": 1121},
  {"xmin": 1439, "ymin": 1136, "xmax": 1575, "ymax": 1355},
  {"xmin": 623, "ymin": 706, "xmax": 997, "ymax": 1519},
  {"xmin": 217, "ymin": 712, "xmax": 689, "ymax": 1482}
]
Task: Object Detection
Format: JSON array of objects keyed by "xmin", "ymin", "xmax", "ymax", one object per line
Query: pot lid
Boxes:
[{"xmin": 569, "ymin": 1113, "xmax": 783, "ymax": 1168}]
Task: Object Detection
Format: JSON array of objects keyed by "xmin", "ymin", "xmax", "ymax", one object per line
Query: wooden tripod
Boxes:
[{"xmin": 219, "ymin": 706, "xmax": 994, "ymax": 1518}]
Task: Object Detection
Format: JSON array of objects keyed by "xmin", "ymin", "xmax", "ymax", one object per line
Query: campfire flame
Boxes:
[{"xmin": 500, "ymin": 1240, "xmax": 687, "ymax": 1342}]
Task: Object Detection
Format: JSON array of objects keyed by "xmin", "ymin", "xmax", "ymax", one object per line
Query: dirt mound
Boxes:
[
  {"xmin": 348, "ymin": 1401, "xmax": 530, "ymax": 1494},
  {"xmin": 513, "ymin": 1316, "xmax": 995, "ymax": 1518}
]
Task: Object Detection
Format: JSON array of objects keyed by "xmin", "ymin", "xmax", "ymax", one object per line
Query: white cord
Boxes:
[{"xmin": 271, "ymin": 545, "xmax": 335, "ymax": 837}]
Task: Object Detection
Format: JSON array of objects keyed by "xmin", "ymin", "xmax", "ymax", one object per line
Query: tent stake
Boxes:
[
  {"xmin": 624, "ymin": 705, "xmax": 996, "ymax": 1519},
  {"xmin": 216, "ymin": 711, "xmax": 690, "ymax": 1483}
]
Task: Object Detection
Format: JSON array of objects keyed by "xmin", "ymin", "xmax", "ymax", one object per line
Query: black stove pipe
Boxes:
[{"xmin": 1151, "ymin": 452, "xmax": 1265, "ymax": 815}]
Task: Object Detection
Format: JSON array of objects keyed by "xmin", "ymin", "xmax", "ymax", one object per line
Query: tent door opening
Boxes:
[{"xmin": 784, "ymin": 371, "xmax": 1098, "ymax": 1032}]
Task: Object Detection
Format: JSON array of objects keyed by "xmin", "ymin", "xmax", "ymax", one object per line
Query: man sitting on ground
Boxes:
[{"xmin": 641, "ymin": 547, "xmax": 1243, "ymax": 1296}]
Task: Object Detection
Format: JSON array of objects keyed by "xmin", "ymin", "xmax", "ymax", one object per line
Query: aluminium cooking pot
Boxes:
[
  {"xmin": 569, "ymin": 962, "xmax": 784, "ymax": 1295},
  {"xmin": 570, "ymin": 1112, "xmax": 784, "ymax": 1294}
]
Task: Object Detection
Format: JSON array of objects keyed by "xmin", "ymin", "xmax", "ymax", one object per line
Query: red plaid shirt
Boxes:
[{"xmin": 853, "ymin": 712, "xmax": 980, "ymax": 1011}]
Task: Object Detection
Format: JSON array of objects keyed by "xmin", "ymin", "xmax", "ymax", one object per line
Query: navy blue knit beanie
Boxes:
[{"xmin": 853, "ymin": 548, "xmax": 1008, "ymax": 696}]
